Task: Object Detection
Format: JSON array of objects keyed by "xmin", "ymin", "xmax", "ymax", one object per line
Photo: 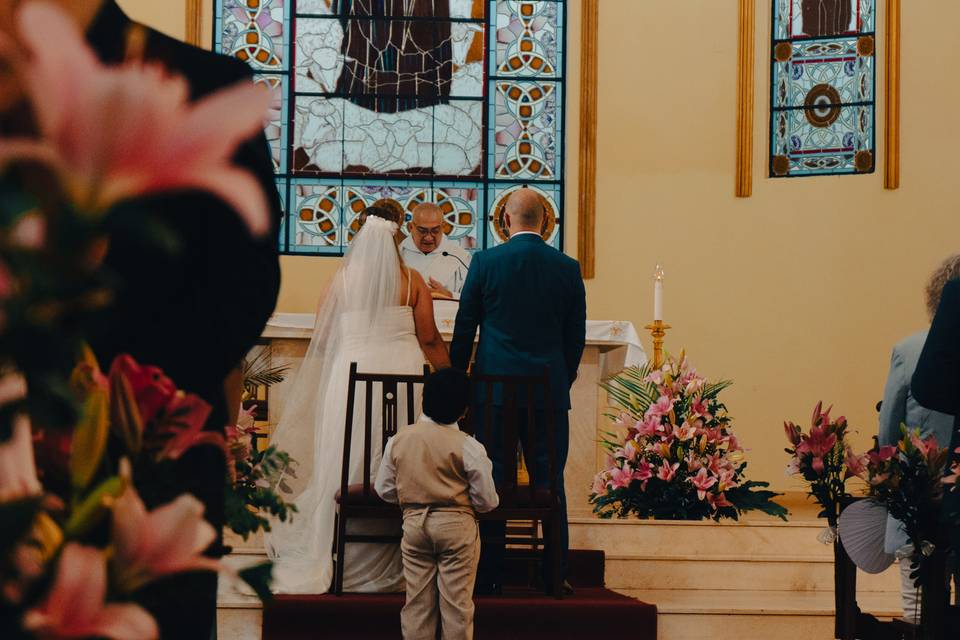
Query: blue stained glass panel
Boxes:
[
  {"xmin": 771, "ymin": 105, "xmax": 874, "ymax": 176},
  {"xmin": 289, "ymin": 180, "xmax": 344, "ymax": 254},
  {"xmin": 216, "ymin": 0, "xmax": 566, "ymax": 254},
  {"xmin": 489, "ymin": 79, "xmax": 560, "ymax": 181},
  {"xmin": 770, "ymin": 0, "xmax": 875, "ymax": 177},
  {"xmin": 492, "ymin": 0, "xmax": 562, "ymax": 78},
  {"xmin": 217, "ymin": 0, "xmax": 287, "ymax": 71},
  {"xmin": 773, "ymin": 38, "xmax": 873, "ymax": 109},
  {"xmin": 255, "ymin": 74, "xmax": 288, "ymax": 173},
  {"xmin": 773, "ymin": 0, "xmax": 873, "ymax": 41}
]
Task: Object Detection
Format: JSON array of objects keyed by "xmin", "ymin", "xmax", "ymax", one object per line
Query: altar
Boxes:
[{"xmin": 259, "ymin": 301, "xmax": 647, "ymax": 519}]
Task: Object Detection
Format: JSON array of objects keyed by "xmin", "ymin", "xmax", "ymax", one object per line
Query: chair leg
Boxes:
[
  {"xmin": 551, "ymin": 514, "xmax": 562, "ymax": 600},
  {"xmin": 334, "ymin": 511, "xmax": 347, "ymax": 596}
]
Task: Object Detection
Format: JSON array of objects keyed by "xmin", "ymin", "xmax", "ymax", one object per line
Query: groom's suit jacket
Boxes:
[{"xmin": 450, "ymin": 233, "xmax": 586, "ymax": 410}]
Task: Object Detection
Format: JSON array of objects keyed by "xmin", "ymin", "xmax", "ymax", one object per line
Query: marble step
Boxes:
[
  {"xmin": 569, "ymin": 516, "xmax": 851, "ymax": 558},
  {"xmin": 604, "ymin": 553, "xmax": 900, "ymax": 592},
  {"xmin": 618, "ymin": 589, "xmax": 903, "ymax": 640},
  {"xmin": 217, "ymin": 594, "xmax": 262, "ymax": 640}
]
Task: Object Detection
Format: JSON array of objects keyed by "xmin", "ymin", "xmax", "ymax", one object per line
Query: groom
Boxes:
[{"xmin": 450, "ymin": 187, "xmax": 586, "ymax": 594}]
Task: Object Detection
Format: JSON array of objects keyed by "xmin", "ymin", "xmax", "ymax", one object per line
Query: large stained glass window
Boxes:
[
  {"xmin": 770, "ymin": 0, "xmax": 875, "ymax": 177},
  {"xmin": 215, "ymin": 0, "xmax": 566, "ymax": 255}
]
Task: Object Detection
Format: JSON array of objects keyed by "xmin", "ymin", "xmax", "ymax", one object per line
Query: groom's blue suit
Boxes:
[{"xmin": 451, "ymin": 232, "xmax": 586, "ymax": 588}]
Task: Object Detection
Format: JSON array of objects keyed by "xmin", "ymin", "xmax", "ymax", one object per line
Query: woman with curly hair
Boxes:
[{"xmin": 878, "ymin": 254, "xmax": 960, "ymax": 623}]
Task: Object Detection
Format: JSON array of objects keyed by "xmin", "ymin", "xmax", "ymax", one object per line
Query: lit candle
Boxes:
[{"xmin": 653, "ymin": 264, "xmax": 664, "ymax": 321}]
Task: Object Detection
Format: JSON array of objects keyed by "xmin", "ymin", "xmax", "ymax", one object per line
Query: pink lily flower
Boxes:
[
  {"xmin": 635, "ymin": 414, "xmax": 661, "ymax": 437},
  {"xmin": 591, "ymin": 473, "xmax": 608, "ymax": 496},
  {"xmin": 0, "ymin": 2, "xmax": 271, "ymax": 235},
  {"xmin": 635, "ymin": 458, "xmax": 654, "ymax": 482},
  {"xmin": 153, "ymin": 391, "xmax": 220, "ymax": 462},
  {"xmin": 867, "ymin": 445, "xmax": 898, "ymax": 466},
  {"xmin": 608, "ymin": 465, "xmax": 637, "ymax": 490},
  {"xmin": 942, "ymin": 461, "xmax": 960, "ymax": 489},
  {"xmin": 673, "ymin": 421, "xmax": 697, "ymax": 442},
  {"xmin": 707, "ymin": 491, "xmax": 733, "ymax": 510},
  {"xmin": 796, "ymin": 424, "xmax": 837, "ymax": 459},
  {"xmin": 656, "ymin": 461, "xmax": 679, "ymax": 482},
  {"xmin": 810, "ymin": 455, "xmax": 826, "ymax": 474},
  {"xmin": 845, "ymin": 446, "xmax": 868, "ymax": 478},
  {"xmin": 645, "ymin": 395, "xmax": 674, "ymax": 420},
  {"xmin": 689, "ymin": 467, "xmax": 718, "ymax": 500},
  {"xmin": 689, "ymin": 397, "xmax": 711, "ymax": 420},
  {"xmin": 717, "ymin": 467, "xmax": 739, "ymax": 491},
  {"xmin": 9, "ymin": 212, "xmax": 46, "ymax": 249},
  {"xmin": 108, "ymin": 356, "xmax": 176, "ymax": 426},
  {"xmin": 785, "ymin": 456, "xmax": 801, "ymax": 476},
  {"xmin": 110, "ymin": 483, "xmax": 220, "ymax": 592},
  {"xmin": 22, "ymin": 544, "xmax": 158, "ymax": 640},
  {"xmin": 0, "ymin": 371, "xmax": 26, "ymax": 405},
  {"xmin": 909, "ymin": 433, "xmax": 941, "ymax": 461},
  {"xmin": 783, "ymin": 421, "xmax": 801, "ymax": 446},
  {"xmin": 0, "ymin": 415, "xmax": 42, "ymax": 502}
]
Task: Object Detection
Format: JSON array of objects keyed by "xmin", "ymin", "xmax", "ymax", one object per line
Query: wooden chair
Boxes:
[
  {"xmin": 463, "ymin": 369, "xmax": 564, "ymax": 599},
  {"xmin": 332, "ymin": 362, "xmax": 430, "ymax": 595}
]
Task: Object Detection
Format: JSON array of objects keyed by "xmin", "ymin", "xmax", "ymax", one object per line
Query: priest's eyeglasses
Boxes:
[{"xmin": 414, "ymin": 226, "xmax": 443, "ymax": 237}]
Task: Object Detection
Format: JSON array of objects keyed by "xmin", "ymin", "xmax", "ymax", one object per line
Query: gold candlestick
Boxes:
[{"xmin": 644, "ymin": 320, "xmax": 671, "ymax": 370}]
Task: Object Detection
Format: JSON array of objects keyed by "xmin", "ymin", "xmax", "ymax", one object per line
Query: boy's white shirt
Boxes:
[{"xmin": 374, "ymin": 414, "xmax": 500, "ymax": 513}]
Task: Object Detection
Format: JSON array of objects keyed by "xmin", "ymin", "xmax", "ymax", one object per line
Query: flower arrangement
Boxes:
[
  {"xmin": 0, "ymin": 3, "xmax": 274, "ymax": 637},
  {"xmin": 0, "ymin": 353, "xmax": 268, "ymax": 640},
  {"xmin": 224, "ymin": 349, "xmax": 297, "ymax": 540},
  {"xmin": 783, "ymin": 402, "xmax": 859, "ymax": 528},
  {"xmin": 590, "ymin": 355, "xmax": 787, "ymax": 521},
  {"xmin": 851, "ymin": 427, "xmax": 959, "ymax": 578}
]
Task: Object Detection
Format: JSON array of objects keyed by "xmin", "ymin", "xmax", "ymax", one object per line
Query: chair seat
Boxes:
[
  {"xmin": 499, "ymin": 487, "xmax": 558, "ymax": 507},
  {"xmin": 335, "ymin": 484, "xmax": 391, "ymax": 507}
]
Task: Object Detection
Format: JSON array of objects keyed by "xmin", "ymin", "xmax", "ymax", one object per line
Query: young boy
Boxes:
[{"xmin": 375, "ymin": 368, "xmax": 499, "ymax": 640}]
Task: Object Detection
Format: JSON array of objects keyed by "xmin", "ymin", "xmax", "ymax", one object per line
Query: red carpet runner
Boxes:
[
  {"xmin": 263, "ymin": 588, "xmax": 656, "ymax": 640},
  {"xmin": 262, "ymin": 551, "xmax": 657, "ymax": 639}
]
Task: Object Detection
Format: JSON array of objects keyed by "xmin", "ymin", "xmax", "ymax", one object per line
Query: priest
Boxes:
[{"xmin": 400, "ymin": 202, "xmax": 472, "ymax": 299}]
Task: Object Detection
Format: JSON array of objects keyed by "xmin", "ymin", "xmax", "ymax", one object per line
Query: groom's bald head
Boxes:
[{"xmin": 504, "ymin": 188, "xmax": 544, "ymax": 235}]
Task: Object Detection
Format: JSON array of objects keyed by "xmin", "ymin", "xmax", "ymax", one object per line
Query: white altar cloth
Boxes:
[{"xmin": 263, "ymin": 303, "xmax": 648, "ymax": 370}]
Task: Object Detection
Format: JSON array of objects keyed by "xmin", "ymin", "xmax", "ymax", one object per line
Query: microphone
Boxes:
[{"xmin": 441, "ymin": 251, "xmax": 470, "ymax": 272}]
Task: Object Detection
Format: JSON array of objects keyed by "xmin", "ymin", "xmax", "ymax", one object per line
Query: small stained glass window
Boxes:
[
  {"xmin": 770, "ymin": 0, "xmax": 876, "ymax": 177},
  {"xmin": 215, "ymin": 0, "xmax": 566, "ymax": 255}
]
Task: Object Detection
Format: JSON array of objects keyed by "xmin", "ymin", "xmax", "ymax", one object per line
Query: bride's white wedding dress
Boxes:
[{"xmin": 265, "ymin": 217, "xmax": 427, "ymax": 594}]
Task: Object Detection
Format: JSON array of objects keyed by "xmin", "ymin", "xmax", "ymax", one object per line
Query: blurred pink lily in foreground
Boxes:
[
  {"xmin": 111, "ymin": 481, "xmax": 220, "ymax": 593},
  {"xmin": 0, "ymin": 415, "xmax": 42, "ymax": 502},
  {"xmin": 22, "ymin": 544, "xmax": 158, "ymax": 640},
  {"xmin": 0, "ymin": 2, "xmax": 271, "ymax": 235}
]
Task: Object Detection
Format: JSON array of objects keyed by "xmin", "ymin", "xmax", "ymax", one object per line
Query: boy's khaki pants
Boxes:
[{"xmin": 400, "ymin": 508, "xmax": 480, "ymax": 640}]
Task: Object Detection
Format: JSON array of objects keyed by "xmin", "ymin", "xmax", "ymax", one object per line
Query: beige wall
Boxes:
[
  {"xmin": 125, "ymin": 1, "xmax": 960, "ymax": 493},
  {"xmin": 117, "ymin": 0, "xmax": 185, "ymax": 39}
]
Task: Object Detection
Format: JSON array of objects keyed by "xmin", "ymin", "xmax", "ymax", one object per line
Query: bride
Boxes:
[{"xmin": 265, "ymin": 206, "xmax": 451, "ymax": 593}]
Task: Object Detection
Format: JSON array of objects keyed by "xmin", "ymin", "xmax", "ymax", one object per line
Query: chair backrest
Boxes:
[
  {"xmin": 340, "ymin": 362, "xmax": 431, "ymax": 502},
  {"xmin": 466, "ymin": 369, "xmax": 556, "ymax": 508}
]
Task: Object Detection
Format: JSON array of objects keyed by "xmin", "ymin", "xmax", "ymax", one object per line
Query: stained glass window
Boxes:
[
  {"xmin": 215, "ymin": 0, "xmax": 566, "ymax": 255},
  {"xmin": 770, "ymin": 0, "xmax": 875, "ymax": 177}
]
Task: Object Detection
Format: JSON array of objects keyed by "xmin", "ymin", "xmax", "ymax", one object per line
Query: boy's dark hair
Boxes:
[{"xmin": 422, "ymin": 368, "xmax": 471, "ymax": 425}]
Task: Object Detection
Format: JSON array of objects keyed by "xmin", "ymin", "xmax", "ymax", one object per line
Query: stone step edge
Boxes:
[
  {"xmin": 604, "ymin": 552, "xmax": 839, "ymax": 564},
  {"xmin": 614, "ymin": 590, "xmax": 902, "ymax": 617},
  {"xmin": 569, "ymin": 517, "xmax": 835, "ymax": 529}
]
